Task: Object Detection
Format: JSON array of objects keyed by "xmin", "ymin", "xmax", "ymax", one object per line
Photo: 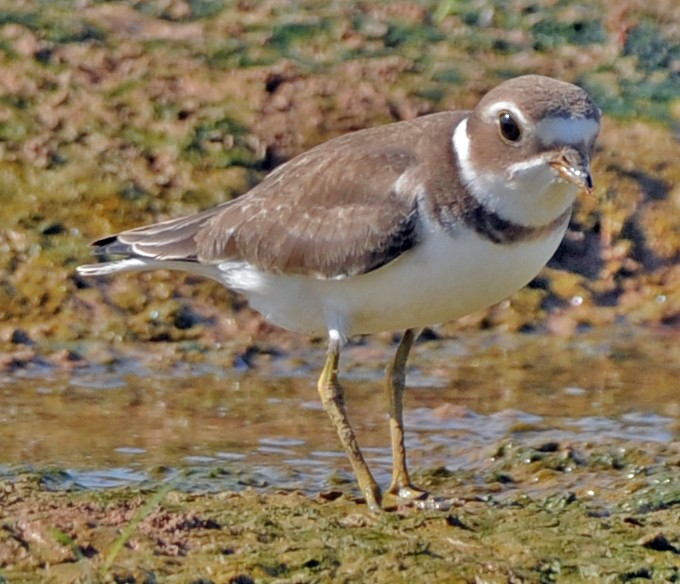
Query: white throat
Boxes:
[{"xmin": 452, "ymin": 118, "xmax": 577, "ymax": 228}]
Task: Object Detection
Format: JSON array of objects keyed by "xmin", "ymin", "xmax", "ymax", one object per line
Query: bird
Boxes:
[{"xmin": 78, "ymin": 75, "xmax": 601, "ymax": 512}]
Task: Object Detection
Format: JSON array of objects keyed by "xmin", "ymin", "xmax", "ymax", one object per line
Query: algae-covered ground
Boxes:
[
  {"xmin": 1, "ymin": 0, "xmax": 680, "ymax": 582},
  {"xmin": 2, "ymin": 437, "xmax": 680, "ymax": 583}
]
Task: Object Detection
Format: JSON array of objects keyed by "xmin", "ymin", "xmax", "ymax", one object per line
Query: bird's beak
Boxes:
[{"xmin": 549, "ymin": 148, "xmax": 594, "ymax": 194}]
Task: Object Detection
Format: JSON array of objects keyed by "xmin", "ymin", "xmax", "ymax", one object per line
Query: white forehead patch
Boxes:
[{"xmin": 536, "ymin": 117, "xmax": 599, "ymax": 146}]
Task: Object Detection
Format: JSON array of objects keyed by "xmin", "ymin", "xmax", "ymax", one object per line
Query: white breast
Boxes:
[{"xmin": 216, "ymin": 219, "xmax": 569, "ymax": 338}]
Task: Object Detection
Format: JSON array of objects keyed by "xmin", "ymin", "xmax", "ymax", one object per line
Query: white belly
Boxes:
[{"xmin": 217, "ymin": 224, "xmax": 568, "ymax": 338}]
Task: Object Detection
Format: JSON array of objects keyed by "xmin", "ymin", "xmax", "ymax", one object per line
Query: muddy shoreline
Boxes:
[
  {"xmin": 2, "ymin": 326, "xmax": 680, "ymax": 581},
  {"xmin": 2, "ymin": 435, "xmax": 679, "ymax": 582},
  {"xmin": 1, "ymin": 0, "xmax": 679, "ymax": 582}
]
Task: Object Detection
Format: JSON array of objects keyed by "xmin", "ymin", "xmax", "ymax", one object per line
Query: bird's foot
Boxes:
[
  {"xmin": 383, "ymin": 482, "xmax": 454, "ymax": 511},
  {"xmin": 361, "ymin": 482, "xmax": 383, "ymax": 514},
  {"xmin": 382, "ymin": 480, "xmax": 429, "ymax": 509},
  {"xmin": 386, "ymin": 482, "xmax": 429, "ymax": 501}
]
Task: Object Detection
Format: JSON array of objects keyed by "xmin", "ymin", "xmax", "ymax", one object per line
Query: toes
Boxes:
[
  {"xmin": 361, "ymin": 484, "xmax": 383, "ymax": 513},
  {"xmin": 387, "ymin": 483, "xmax": 428, "ymax": 501}
]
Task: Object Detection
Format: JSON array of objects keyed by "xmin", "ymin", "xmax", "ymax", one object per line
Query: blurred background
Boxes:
[
  {"xmin": 2, "ymin": 4, "xmax": 680, "ymax": 579},
  {"xmin": 0, "ymin": 0, "xmax": 678, "ymax": 363}
]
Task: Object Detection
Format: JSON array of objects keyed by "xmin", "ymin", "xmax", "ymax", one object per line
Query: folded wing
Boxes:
[{"xmin": 84, "ymin": 116, "xmax": 453, "ymax": 280}]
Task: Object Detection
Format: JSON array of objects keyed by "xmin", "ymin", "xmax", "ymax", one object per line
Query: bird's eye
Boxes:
[{"xmin": 498, "ymin": 111, "xmax": 521, "ymax": 143}]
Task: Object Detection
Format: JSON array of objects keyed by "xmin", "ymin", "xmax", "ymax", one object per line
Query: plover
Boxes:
[{"xmin": 78, "ymin": 75, "xmax": 601, "ymax": 511}]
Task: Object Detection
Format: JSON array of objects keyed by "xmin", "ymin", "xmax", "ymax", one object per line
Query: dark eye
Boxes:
[{"xmin": 499, "ymin": 111, "xmax": 521, "ymax": 142}]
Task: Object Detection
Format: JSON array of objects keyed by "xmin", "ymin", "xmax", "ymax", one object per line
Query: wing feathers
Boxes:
[
  {"xmin": 91, "ymin": 203, "xmax": 230, "ymax": 260},
  {"xmin": 84, "ymin": 112, "xmax": 464, "ymax": 279}
]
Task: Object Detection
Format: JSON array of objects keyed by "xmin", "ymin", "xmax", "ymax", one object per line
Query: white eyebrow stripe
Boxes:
[
  {"xmin": 483, "ymin": 100, "xmax": 530, "ymax": 127},
  {"xmin": 536, "ymin": 117, "xmax": 599, "ymax": 145}
]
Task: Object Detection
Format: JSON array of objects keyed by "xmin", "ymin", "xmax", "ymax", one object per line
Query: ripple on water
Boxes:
[
  {"xmin": 1, "ymin": 328, "xmax": 678, "ymax": 493},
  {"xmin": 40, "ymin": 468, "xmax": 150, "ymax": 490}
]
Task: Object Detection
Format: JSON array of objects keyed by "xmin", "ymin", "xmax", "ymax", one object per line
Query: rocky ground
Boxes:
[{"xmin": 0, "ymin": 0, "xmax": 679, "ymax": 582}]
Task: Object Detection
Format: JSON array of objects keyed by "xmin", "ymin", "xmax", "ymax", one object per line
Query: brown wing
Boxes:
[
  {"xmin": 194, "ymin": 124, "xmax": 426, "ymax": 278},
  {"xmin": 90, "ymin": 203, "xmax": 231, "ymax": 260},
  {"xmin": 92, "ymin": 112, "xmax": 464, "ymax": 279}
]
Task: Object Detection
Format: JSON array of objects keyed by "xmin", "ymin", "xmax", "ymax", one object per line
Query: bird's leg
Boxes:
[
  {"xmin": 317, "ymin": 336, "xmax": 382, "ymax": 512},
  {"xmin": 384, "ymin": 328, "xmax": 428, "ymax": 500}
]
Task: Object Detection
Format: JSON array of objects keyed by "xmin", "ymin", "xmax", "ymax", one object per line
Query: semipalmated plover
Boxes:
[{"xmin": 78, "ymin": 75, "xmax": 600, "ymax": 512}]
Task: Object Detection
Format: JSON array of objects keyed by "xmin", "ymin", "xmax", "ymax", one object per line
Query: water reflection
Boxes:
[{"xmin": 1, "ymin": 327, "xmax": 678, "ymax": 494}]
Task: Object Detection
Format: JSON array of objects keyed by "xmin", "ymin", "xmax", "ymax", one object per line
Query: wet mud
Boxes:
[{"xmin": 0, "ymin": 0, "xmax": 679, "ymax": 582}]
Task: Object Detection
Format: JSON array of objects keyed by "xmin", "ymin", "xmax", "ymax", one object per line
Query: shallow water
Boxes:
[{"xmin": 1, "ymin": 326, "xmax": 678, "ymax": 495}]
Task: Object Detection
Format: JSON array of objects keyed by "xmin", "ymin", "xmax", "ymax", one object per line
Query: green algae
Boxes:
[
  {"xmin": 1, "ymin": 440, "xmax": 678, "ymax": 583},
  {"xmin": 1, "ymin": 325, "xmax": 679, "ymax": 581},
  {"xmin": 0, "ymin": 1, "xmax": 679, "ymax": 581},
  {"xmin": 0, "ymin": 0, "xmax": 679, "ymax": 351}
]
